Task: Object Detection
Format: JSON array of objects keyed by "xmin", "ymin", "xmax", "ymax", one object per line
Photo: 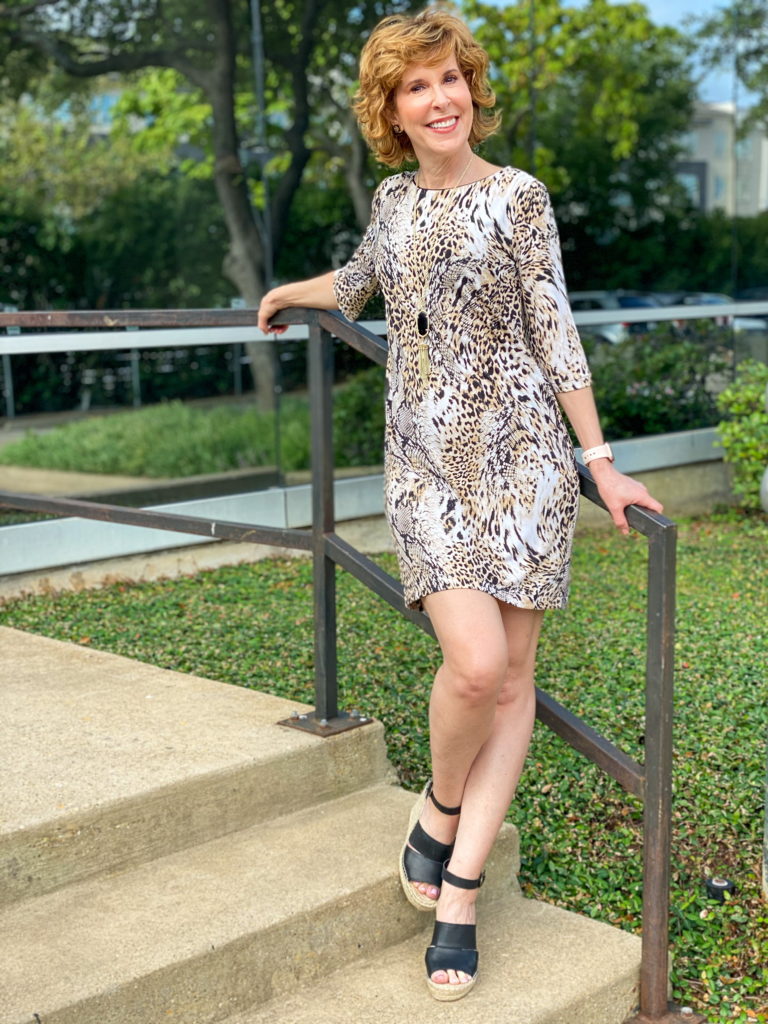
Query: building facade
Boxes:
[{"xmin": 677, "ymin": 102, "xmax": 768, "ymax": 216}]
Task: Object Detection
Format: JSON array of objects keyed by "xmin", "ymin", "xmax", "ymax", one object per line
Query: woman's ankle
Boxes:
[
  {"xmin": 435, "ymin": 884, "xmax": 477, "ymax": 924},
  {"xmin": 420, "ymin": 799, "xmax": 460, "ymax": 846}
]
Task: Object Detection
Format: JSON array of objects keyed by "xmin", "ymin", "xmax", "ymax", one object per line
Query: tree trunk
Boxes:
[
  {"xmin": 345, "ymin": 117, "xmax": 373, "ymax": 231},
  {"xmin": 206, "ymin": 0, "xmax": 275, "ymax": 412}
]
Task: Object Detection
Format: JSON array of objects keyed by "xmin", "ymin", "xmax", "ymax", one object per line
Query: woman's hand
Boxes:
[
  {"xmin": 588, "ymin": 460, "xmax": 664, "ymax": 535},
  {"xmin": 257, "ymin": 271, "xmax": 339, "ymax": 335},
  {"xmin": 257, "ymin": 287, "xmax": 290, "ymax": 335}
]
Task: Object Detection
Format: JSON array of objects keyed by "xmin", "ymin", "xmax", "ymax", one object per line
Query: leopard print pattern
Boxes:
[{"xmin": 334, "ymin": 167, "xmax": 592, "ymax": 610}]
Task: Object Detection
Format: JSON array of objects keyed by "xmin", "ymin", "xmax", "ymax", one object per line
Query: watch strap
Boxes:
[{"xmin": 582, "ymin": 442, "xmax": 614, "ymax": 465}]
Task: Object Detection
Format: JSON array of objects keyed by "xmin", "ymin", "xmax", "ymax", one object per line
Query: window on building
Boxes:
[{"xmin": 677, "ymin": 172, "xmax": 702, "ymax": 206}]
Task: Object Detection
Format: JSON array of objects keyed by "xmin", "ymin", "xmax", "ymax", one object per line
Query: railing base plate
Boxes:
[
  {"xmin": 625, "ymin": 1006, "xmax": 707, "ymax": 1024},
  {"xmin": 277, "ymin": 710, "xmax": 376, "ymax": 737}
]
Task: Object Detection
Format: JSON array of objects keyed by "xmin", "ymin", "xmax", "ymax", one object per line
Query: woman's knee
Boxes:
[
  {"xmin": 441, "ymin": 650, "xmax": 508, "ymax": 705},
  {"xmin": 496, "ymin": 670, "xmax": 536, "ymax": 707}
]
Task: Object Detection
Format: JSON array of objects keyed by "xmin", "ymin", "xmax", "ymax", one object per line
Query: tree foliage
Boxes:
[
  {"xmin": 697, "ymin": 0, "xmax": 768, "ymax": 130},
  {"xmin": 467, "ymin": 0, "xmax": 696, "ymax": 245}
]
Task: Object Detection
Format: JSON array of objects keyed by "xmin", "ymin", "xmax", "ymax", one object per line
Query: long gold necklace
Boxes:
[{"xmin": 412, "ymin": 152, "xmax": 474, "ymax": 385}]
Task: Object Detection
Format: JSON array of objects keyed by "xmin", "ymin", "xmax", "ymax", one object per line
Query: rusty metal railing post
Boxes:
[
  {"xmin": 308, "ymin": 316, "xmax": 338, "ymax": 723},
  {"xmin": 639, "ymin": 518, "xmax": 677, "ymax": 1018}
]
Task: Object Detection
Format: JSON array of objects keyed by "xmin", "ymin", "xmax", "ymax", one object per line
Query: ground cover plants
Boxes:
[{"xmin": 1, "ymin": 512, "xmax": 766, "ymax": 1020}]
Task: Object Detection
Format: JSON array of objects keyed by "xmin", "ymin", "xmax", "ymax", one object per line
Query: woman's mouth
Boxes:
[{"xmin": 426, "ymin": 116, "xmax": 458, "ymax": 132}]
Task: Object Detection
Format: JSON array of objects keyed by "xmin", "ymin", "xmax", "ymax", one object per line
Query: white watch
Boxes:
[{"xmin": 582, "ymin": 442, "xmax": 614, "ymax": 466}]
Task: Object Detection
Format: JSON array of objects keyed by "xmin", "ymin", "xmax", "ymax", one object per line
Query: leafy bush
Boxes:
[
  {"xmin": 716, "ymin": 360, "xmax": 768, "ymax": 510},
  {"xmin": 0, "ymin": 370, "xmax": 386, "ymax": 478},
  {"xmin": 332, "ymin": 365, "xmax": 385, "ymax": 468},
  {"xmin": 0, "ymin": 400, "xmax": 277, "ymax": 477},
  {"xmin": 588, "ymin": 323, "xmax": 731, "ymax": 440}
]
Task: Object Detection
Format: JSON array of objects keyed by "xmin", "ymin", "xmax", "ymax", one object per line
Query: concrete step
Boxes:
[
  {"xmin": 0, "ymin": 626, "xmax": 392, "ymax": 906},
  {"xmin": 225, "ymin": 894, "xmax": 642, "ymax": 1024},
  {"xmin": 0, "ymin": 784, "xmax": 521, "ymax": 1024}
]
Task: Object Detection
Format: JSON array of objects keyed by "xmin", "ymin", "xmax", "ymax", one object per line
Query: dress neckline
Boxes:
[{"xmin": 411, "ymin": 166, "xmax": 508, "ymax": 193}]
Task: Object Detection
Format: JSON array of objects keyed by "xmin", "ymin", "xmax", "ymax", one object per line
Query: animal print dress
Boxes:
[{"xmin": 333, "ymin": 167, "xmax": 592, "ymax": 611}]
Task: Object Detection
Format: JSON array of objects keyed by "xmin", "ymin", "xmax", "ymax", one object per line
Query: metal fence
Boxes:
[
  {"xmin": 0, "ymin": 306, "xmax": 680, "ymax": 1021},
  {"xmin": 1, "ymin": 299, "xmax": 767, "ymax": 421}
]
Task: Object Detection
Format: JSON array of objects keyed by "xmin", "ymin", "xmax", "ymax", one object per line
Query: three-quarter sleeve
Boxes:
[
  {"xmin": 511, "ymin": 177, "xmax": 592, "ymax": 393},
  {"xmin": 333, "ymin": 182, "xmax": 383, "ymax": 321}
]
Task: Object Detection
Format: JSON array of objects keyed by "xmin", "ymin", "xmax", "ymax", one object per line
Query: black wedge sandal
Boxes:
[
  {"xmin": 399, "ymin": 781, "xmax": 461, "ymax": 911},
  {"xmin": 425, "ymin": 863, "xmax": 485, "ymax": 1001}
]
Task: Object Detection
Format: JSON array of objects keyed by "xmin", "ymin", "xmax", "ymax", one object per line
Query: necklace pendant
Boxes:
[
  {"xmin": 418, "ymin": 341, "xmax": 430, "ymax": 385},
  {"xmin": 417, "ymin": 310, "xmax": 429, "ymax": 337}
]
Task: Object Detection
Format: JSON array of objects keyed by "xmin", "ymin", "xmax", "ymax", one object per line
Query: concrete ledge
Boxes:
[
  {"xmin": 0, "ymin": 626, "xmax": 394, "ymax": 906},
  {"xmin": 0, "ymin": 516, "xmax": 395, "ymax": 602},
  {"xmin": 593, "ymin": 427, "xmax": 721, "ymax": 474},
  {"xmin": 0, "ymin": 426, "xmax": 732, "ymax": 576}
]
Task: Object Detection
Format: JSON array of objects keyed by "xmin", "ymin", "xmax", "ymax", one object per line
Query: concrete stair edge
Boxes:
[
  {"xmin": 1, "ymin": 721, "xmax": 393, "ymax": 908},
  {"xmin": 0, "ymin": 784, "xmax": 521, "ymax": 1024},
  {"xmin": 224, "ymin": 894, "xmax": 643, "ymax": 1024}
]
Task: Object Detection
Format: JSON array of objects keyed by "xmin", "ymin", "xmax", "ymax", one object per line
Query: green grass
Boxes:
[{"xmin": 1, "ymin": 512, "xmax": 766, "ymax": 1021}]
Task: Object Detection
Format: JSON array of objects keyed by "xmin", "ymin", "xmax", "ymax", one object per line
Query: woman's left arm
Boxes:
[{"xmin": 556, "ymin": 385, "xmax": 664, "ymax": 535}]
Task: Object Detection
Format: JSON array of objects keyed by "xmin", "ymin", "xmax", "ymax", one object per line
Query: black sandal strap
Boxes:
[
  {"xmin": 425, "ymin": 921, "xmax": 478, "ymax": 978},
  {"xmin": 442, "ymin": 863, "xmax": 485, "ymax": 890},
  {"xmin": 403, "ymin": 845, "xmax": 445, "ymax": 890},
  {"xmin": 409, "ymin": 820, "xmax": 454, "ymax": 863},
  {"xmin": 428, "ymin": 781, "xmax": 461, "ymax": 816}
]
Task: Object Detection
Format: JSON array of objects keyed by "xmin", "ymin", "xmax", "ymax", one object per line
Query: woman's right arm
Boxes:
[{"xmin": 257, "ymin": 270, "xmax": 338, "ymax": 334}]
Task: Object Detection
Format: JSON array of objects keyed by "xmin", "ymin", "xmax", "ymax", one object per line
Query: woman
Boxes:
[{"xmin": 258, "ymin": 7, "xmax": 662, "ymax": 1002}]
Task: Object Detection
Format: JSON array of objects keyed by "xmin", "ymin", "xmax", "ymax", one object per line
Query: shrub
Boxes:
[
  {"xmin": 333, "ymin": 365, "xmax": 385, "ymax": 468},
  {"xmin": 0, "ymin": 400, "xmax": 277, "ymax": 477},
  {"xmin": 588, "ymin": 323, "xmax": 731, "ymax": 440},
  {"xmin": 715, "ymin": 359, "xmax": 768, "ymax": 510},
  {"xmin": 0, "ymin": 371, "xmax": 387, "ymax": 479}
]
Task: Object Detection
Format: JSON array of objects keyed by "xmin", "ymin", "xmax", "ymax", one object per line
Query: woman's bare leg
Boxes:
[
  {"xmin": 418, "ymin": 590, "xmax": 544, "ymax": 988},
  {"xmin": 405, "ymin": 589, "xmax": 508, "ymax": 900}
]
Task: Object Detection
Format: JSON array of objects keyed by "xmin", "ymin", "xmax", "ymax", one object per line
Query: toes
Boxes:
[
  {"xmin": 412, "ymin": 881, "xmax": 439, "ymax": 900},
  {"xmin": 430, "ymin": 969, "xmax": 470, "ymax": 986}
]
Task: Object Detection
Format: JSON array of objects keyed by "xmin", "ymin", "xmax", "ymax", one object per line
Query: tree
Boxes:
[
  {"xmin": 466, "ymin": 0, "xmax": 696, "ymax": 259},
  {"xmin": 0, "ymin": 0, "xmax": 419, "ymax": 405},
  {"xmin": 697, "ymin": 0, "xmax": 768, "ymax": 131}
]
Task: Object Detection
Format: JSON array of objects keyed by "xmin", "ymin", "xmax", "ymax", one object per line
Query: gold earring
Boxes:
[{"xmin": 392, "ymin": 123, "xmax": 403, "ymax": 134}]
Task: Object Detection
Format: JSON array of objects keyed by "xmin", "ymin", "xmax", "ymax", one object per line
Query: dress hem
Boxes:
[{"xmin": 406, "ymin": 582, "xmax": 569, "ymax": 614}]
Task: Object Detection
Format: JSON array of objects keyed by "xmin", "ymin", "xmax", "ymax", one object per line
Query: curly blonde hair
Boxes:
[{"xmin": 353, "ymin": 7, "xmax": 500, "ymax": 168}]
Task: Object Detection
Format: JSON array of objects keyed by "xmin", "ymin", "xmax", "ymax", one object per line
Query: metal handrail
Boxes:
[{"xmin": 0, "ymin": 306, "xmax": 679, "ymax": 1021}]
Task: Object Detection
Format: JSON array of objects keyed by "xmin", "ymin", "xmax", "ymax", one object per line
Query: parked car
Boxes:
[
  {"xmin": 675, "ymin": 292, "xmax": 767, "ymax": 334},
  {"xmin": 735, "ymin": 286, "xmax": 768, "ymax": 303},
  {"xmin": 568, "ymin": 290, "xmax": 662, "ymax": 345}
]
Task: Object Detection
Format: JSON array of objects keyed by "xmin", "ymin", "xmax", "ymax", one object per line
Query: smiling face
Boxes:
[{"xmin": 390, "ymin": 55, "xmax": 474, "ymax": 164}]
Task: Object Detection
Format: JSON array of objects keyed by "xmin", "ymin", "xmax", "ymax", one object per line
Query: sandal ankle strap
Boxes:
[
  {"xmin": 427, "ymin": 781, "xmax": 461, "ymax": 816},
  {"xmin": 442, "ymin": 862, "xmax": 485, "ymax": 890}
]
